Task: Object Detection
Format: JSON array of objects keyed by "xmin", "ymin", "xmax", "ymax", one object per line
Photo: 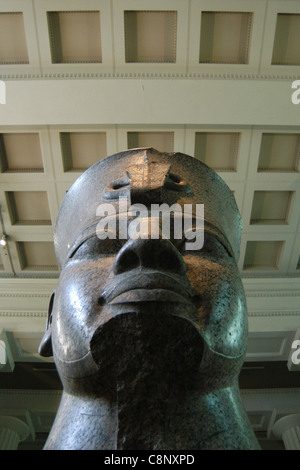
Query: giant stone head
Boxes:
[{"xmin": 39, "ymin": 148, "xmax": 256, "ymax": 450}]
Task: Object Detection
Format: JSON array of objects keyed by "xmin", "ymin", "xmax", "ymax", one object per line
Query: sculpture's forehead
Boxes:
[{"xmin": 54, "ymin": 148, "xmax": 242, "ymax": 267}]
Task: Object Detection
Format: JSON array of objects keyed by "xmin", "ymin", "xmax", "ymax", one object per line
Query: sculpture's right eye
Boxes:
[{"xmin": 70, "ymin": 236, "xmax": 125, "ymax": 260}]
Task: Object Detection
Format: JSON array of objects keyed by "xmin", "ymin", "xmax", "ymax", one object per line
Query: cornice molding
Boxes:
[
  {"xmin": 0, "ymin": 311, "xmax": 46, "ymax": 317},
  {"xmin": 241, "ymin": 388, "xmax": 300, "ymax": 396},
  {"xmin": 0, "ymin": 293, "xmax": 51, "ymax": 298},
  {"xmin": 0, "ymin": 285, "xmax": 298, "ymax": 299},
  {"xmin": 0, "ymin": 72, "xmax": 299, "ymax": 81},
  {"xmin": 1, "ymin": 291, "xmax": 297, "ymax": 299},
  {"xmin": 1, "ymin": 388, "xmax": 299, "ymax": 397},
  {"xmin": 248, "ymin": 310, "xmax": 300, "ymax": 317},
  {"xmin": 242, "ymin": 274, "xmax": 300, "ymax": 279},
  {"xmin": 0, "ymin": 389, "xmax": 61, "ymax": 397},
  {"xmin": 0, "ymin": 310, "xmax": 299, "ymax": 319},
  {"xmin": 246, "ymin": 292, "xmax": 300, "ymax": 298}
]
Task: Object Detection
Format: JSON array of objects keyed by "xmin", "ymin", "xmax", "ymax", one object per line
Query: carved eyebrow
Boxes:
[
  {"xmin": 68, "ymin": 235, "xmax": 98, "ymax": 259},
  {"xmin": 69, "ymin": 232, "xmax": 126, "ymax": 260},
  {"xmin": 203, "ymin": 231, "xmax": 233, "ymax": 258},
  {"xmin": 67, "ymin": 223, "xmax": 119, "ymax": 260},
  {"xmin": 180, "ymin": 226, "xmax": 233, "ymax": 257}
]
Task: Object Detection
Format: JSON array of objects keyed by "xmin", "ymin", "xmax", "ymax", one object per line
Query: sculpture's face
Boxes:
[
  {"xmin": 48, "ymin": 210, "xmax": 247, "ymax": 384},
  {"xmin": 38, "ymin": 150, "xmax": 247, "ymax": 386}
]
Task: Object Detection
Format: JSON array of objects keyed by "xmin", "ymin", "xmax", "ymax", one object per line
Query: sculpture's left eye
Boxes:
[
  {"xmin": 176, "ymin": 231, "xmax": 233, "ymax": 258},
  {"xmin": 200, "ymin": 235, "xmax": 233, "ymax": 258}
]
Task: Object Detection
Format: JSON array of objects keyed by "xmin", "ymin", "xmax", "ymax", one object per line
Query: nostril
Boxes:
[
  {"xmin": 98, "ymin": 295, "xmax": 105, "ymax": 306},
  {"xmin": 158, "ymin": 246, "xmax": 185, "ymax": 273},
  {"xmin": 113, "ymin": 238, "xmax": 186, "ymax": 276},
  {"xmin": 113, "ymin": 248, "xmax": 140, "ymax": 275},
  {"xmin": 192, "ymin": 295, "xmax": 202, "ymax": 308}
]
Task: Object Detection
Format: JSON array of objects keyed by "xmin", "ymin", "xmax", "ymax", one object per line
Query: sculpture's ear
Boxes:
[{"xmin": 38, "ymin": 292, "xmax": 55, "ymax": 357}]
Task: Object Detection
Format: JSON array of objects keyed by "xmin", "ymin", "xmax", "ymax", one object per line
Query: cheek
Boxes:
[
  {"xmin": 52, "ymin": 258, "xmax": 114, "ymax": 362},
  {"xmin": 185, "ymin": 255, "xmax": 230, "ymax": 302},
  {"xmin": 184, "ymin": 255, "xmax": 248, "ymax": 357}
]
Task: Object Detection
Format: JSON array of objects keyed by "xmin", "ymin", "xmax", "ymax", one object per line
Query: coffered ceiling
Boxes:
[{"xmin": 0, "ymin": 0, "xmax": 299, "ymax": 449}]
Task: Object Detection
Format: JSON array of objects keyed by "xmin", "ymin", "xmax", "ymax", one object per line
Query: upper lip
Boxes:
[{"xmin": 100, "ymin": 271, "xmax": 193, "ymax": 305}]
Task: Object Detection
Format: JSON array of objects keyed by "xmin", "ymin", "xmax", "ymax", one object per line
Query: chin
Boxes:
[{"xmin": 90, "ymin": 309, "xmax": 204, "ymax": 380}]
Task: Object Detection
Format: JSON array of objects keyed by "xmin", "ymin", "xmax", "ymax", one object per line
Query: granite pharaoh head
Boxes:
[{"xmin": 39, "ymin": 148, "xmax": 258, "ymax": 450}]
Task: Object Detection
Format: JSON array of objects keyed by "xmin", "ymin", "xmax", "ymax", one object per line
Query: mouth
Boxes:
[{"xmin": 99, "ymin": 271, "xmax": 194, "ymax": 306}]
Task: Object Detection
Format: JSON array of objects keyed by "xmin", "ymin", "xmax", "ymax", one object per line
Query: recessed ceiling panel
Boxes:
[
  {"xmin": 199, "ymin": 11, "xmax": 252, "ymax": 64},
  {"xmin": 6, "ymin": 191, "xmax": 51, "ymax": 226},
  {"xmin": 194, "ymin": 132, "xmax": 239, "ymax": 171},
  {"xmin": 0, "ymin": 12, "xmax": 29, "ymax": 64},
  {"xmin": 243, "ymin": 240, "xmax": 284, "ymax": 270},
  {"xmin": 47, "ymin": 11, "xmax": 102, "ymax": 63},
  {"xmin": 247, "ymin": 336, "xmax": 286, "ymax": 355},
  {"xmin": 0, "ymin": 133, "xmax": 44, "ymax": 173},
  {"xmin": 60, "ymin": 132, "xmax": 107, "ymax": 171},
  {"xmin": 124, "ymin": 10, "xmax": 177, "ymax": 63},
  {"xmin": 272, "ymin": 14, "xmax": 300, "ymax": 65},
  {"xmin": 17, "ymin": 242, "xmax": 58, "ymax": 271},
  {"xmin": 257, "ymin": 133, "xmax": 300, "ymax": 172},
  {"xmin": 250, "ymin": 191, "xmax": 294, "ymax": 225},
  {"xmin": 127, "ymin": 132, "xmax": 174, "ymax": 152}
]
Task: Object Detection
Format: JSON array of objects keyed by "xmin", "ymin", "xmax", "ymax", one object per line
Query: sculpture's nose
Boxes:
[{"xmin": 113, "ymin": 237, "xmax": 186, "ymax": 276}]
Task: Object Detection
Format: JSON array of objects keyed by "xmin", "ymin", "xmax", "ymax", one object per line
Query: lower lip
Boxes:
[{"xmin": 108, "ymin": 288, "xmax": 191, "ymax": 305}]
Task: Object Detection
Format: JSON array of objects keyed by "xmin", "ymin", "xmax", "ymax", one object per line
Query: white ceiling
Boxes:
[{"xmin": 0, "ymin": 0, "xmax": 299, "ymax": 448}]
